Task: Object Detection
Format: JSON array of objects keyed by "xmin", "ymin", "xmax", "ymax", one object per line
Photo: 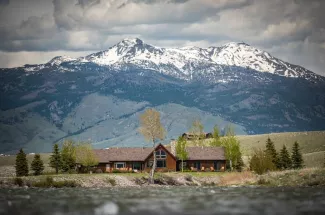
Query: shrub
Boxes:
[
  {"xmin": 202, "ymin": 181, "xmax": 215, "ymax": 186},
  {"xmin": 107, "ymin": 178, "xmax": 116, "ymax": 186},
  {"xmin": 95, "ymin": 169, "xmax": 103, "ymax": 174},
  {"xmin": 249, "ymin": 148, "xmax": 276, "ymax": 175},
  {"xmin": 257, "ymin": 178, "xmax": 270, "ymax": 185},
  {"xmin": 14, "ymin": 177, "xmax": 24, "ymax": 187},
  {"xmin": 46, "ymin": 176, "xmax": 54, "ymax": 184},
  {"xmin": 112, "ymin": 169, "xmax": 121, "ymax": 173},
  {"xmin": 32, "ymin": 176, "xmax": 78, "ymax": 188}
]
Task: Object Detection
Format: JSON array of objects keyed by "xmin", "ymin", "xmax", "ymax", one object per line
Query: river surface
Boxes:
[{"xmin": 0, "ymin": 186, "xmax": 325, "ymax": 215}]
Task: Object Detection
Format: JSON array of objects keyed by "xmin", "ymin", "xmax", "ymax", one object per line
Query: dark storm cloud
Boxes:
[
  {"xmin": 0, "ymin": 0, "xmax": 9, "ymax": 5},
  {"xmin": 0, "ymin": 0, "xmax": 324, "ymax": 75}
]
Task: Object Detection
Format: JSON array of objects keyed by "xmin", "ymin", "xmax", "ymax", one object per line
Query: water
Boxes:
[{"xmin": 0, "ymin": 187, "xmax": 325, "ymax": 215}]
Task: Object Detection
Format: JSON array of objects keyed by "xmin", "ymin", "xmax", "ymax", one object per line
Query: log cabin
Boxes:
[{"xmin": 93, "ymin": 143, "xmax": 226, "ymax": 173}]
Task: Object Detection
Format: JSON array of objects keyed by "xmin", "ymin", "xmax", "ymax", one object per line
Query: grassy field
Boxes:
[
  {"xmin": 0, "ymin": 153, "xmax": 51, "ymax": 167},
  {"xmin": 188, "ymin": 131, "xmax": 325, "ymax": 167}
]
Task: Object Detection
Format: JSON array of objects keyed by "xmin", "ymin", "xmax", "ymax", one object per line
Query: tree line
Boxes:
[
  {"xmin": 15, "ymin": 140, "xmax": 98, "ymax": 177},
  {"xmin": 249, "ymin": 137, "xmax": 304, "ymax": 174}
]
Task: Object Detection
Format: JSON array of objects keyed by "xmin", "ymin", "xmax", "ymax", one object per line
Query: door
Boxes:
[{"xmin": 195, "ymin": 161, "xmax": 201, "ymax": 170}]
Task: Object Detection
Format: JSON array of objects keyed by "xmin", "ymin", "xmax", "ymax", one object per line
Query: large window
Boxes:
[
  {"xmin": 157, "ymin": 160, "xmax": 166, "ymax": 168},
  {"xmin": 155, "ymin": 150, "xmax": 166, "ymax": 159},
  {"xmin": 114, "ymin": 162, "xmax": 125, "ymax": 169}
]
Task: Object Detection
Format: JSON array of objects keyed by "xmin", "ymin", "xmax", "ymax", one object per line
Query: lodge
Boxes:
[{"xmin": 93, "ymin": 143, "xmax": 226, "ymax": 173}]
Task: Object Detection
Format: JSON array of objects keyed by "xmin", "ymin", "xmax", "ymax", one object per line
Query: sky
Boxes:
[{"xmin": 0, "ymin": 0, "xmax": 324, "ymax": 76}]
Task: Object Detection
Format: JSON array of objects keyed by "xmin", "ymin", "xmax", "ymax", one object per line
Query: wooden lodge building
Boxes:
[
  {"xmin": 181, "ymin": 132, "xmax": 213, "ymax": 140},
  {"xmin": 93, "ymin": 143, "xmax": 226, "ymax": 173}
]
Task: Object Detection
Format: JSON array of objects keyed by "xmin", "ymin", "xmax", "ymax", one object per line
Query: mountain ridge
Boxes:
[
  {"xmin": 1, "ymin": 38, "xmax": 325, "ymax": 153},
  {"xmin": 14, "ymin": 38, "xmax": 322, "ymax": 83}
]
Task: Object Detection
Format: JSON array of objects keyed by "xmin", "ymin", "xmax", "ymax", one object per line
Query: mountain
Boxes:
[{"xmin": 1, "ymin": 38, "xmax": 325, "ymax": 153}]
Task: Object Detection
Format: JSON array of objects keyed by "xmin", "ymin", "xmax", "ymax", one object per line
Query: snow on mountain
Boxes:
[
  {"xmin": 47, "ymin": 56, "xmax": 76, "ymax": 66},
  {"xmin": 23, "ymin": 38, "xmax": 319, "ymax": 81}
]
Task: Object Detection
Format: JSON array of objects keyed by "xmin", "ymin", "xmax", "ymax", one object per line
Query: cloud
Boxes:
[
  {"xmin": 0, "ymin": 0, "xmax": 324, "ymax": 76},
  {"xmin": 0, "ymin": 0, "xmax": 9, "ymax": 6}
]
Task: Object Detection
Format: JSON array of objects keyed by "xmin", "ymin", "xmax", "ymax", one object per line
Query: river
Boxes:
[{"xmin": 0, "ymin": 186, "xmax": 325, "ymax": 215}]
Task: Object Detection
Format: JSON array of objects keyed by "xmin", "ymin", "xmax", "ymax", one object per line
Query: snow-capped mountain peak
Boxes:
[
  {"xmin": 47, "ymin": 56, "xmax": 76, "ymax": 66},
  {"xmin": 23, "ymin": 38, "xmax": 319, "ymax": 82}
]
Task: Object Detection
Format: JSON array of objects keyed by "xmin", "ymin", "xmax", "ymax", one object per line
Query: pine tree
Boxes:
[
  {"xmin": 31, "ymin": 154, "xmax": 44, "ymax": 176},
  {"xmin": 291, "ymin": 141, "xmax": 303, "ymax": 169},
  {"xmin": 279, "ymin": 145, "xmax": 292, "ymax": 170},
  {"xmin": 15, "ymin": 149, "xmax": 29, "ymax": 177},
  {"xmin": 49, "ymin": 144, "xmax": 62, "ymax": 174},
  {"xmin": 265, "ymin": 137, "xmax": 280, "ymax": 169}
]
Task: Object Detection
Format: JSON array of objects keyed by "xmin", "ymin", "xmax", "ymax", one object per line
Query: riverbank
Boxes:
[{"xmin": 1, "ymin": 168, "xmax": 324, "ymax": 188}]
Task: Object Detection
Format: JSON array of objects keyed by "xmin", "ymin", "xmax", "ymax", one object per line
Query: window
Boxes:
[
  {"xmin": 155, "ymin": 150, "xmax": 166, "ymax": 159},
  {"xmin": 156, "ymin": 160, "xmax": 166, "ymax": 168},
  {"xmin": 114, "ymin": 162, "xmax": 125, "ymax": 169},
  {"xmin": 133, "ymin": 162, "xmax": 141, "ymax": 170}
]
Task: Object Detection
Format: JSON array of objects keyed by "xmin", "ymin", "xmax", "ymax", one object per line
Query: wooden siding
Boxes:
[{"xmin": 144, "ymin": 145, "xmax": 177, "ymax": 172}]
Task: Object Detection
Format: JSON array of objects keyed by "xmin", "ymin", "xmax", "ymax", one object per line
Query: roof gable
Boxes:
[{"xmin": 144, "ymin": 143, "xmax": 177, "ymax": 161}]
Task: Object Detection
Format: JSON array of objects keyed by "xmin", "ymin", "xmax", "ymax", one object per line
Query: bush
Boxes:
[
  {"xmin": 112, "ymin": 169, "xmax": 121, "ymax": 173},
  {"xmin": 14, "ymin": 177, "xmax": 24, "ymax": 187},
  {"xmin": 249, "ymin": 149, "xmax": 276, "ymax": 175},
  {"xmin": 95, "ymin": 169, "xmax": 103, "ymax": 174},
  {"xmin": 107, "ymin": 178, "xmax": 116, "ymax": 186},
  {"xmin": 257, "ymin": 178, "xmax": 270, "ymax": 185},
  {"xmin": 32, "ymin": 176, "xmax": 78, "ymax": 188}
]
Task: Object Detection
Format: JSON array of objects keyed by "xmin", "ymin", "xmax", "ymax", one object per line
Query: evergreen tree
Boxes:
[
  {"xmin": 291, "ymin": 141, "xmax": 303, "ymax": 169},
  {"xmin": 31, "ymin": 154, "xmax": 44, "ymax": 175},
  {"xmin": 279, "ymin": 145, "xmax": 292, "ymax": 170},
  {"xmin": 15, "ymin": 149, "xmax": 29, "ymax": 177},
  {"xmin": 49, "ymin": 144, "xmax": 62, "ymax": 174},
  {"xmin": 265, "ymin": 137, "xmax": 280, "ymax": 169}
]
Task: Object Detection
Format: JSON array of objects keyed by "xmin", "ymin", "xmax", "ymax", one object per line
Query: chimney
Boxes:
[{"xmin": 170, "ymin": 139, "xmax": 176, "ymax": 156}]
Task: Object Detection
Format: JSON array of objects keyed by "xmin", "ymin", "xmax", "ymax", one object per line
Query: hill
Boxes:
[{"xmin": 187, "ymin": 131, "xmax": 325, "ymax": 167}]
